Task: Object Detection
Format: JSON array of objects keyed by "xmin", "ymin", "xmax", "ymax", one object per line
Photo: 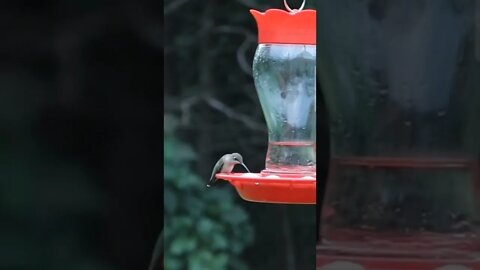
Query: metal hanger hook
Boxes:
[{"xmin": 284, "ymin": 0, "xmax": 306, "ymax": 13}]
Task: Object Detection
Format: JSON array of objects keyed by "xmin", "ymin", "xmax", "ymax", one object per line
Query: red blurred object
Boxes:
[
  {"xmin": 316, "ymin": 253, "xmax": 480, "ymax": 270},
  {"xmin": 216, "ymin": 173, "xmax": 315, "ymax": 204}
]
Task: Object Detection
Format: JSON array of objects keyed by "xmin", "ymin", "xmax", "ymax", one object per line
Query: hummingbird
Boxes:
[{"xmin": 207, "ymin": 153, "xmax": 250, "ymax": 187}]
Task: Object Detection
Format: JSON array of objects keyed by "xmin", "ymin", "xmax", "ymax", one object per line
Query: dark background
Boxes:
[{"xmin": 0, "ymin": 1, "xmax": 162, "ymax": 269}]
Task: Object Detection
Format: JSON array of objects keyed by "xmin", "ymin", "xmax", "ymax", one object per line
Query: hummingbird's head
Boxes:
[
  {"xmin": 227, "ymin": 153, "xmax": 251, "ymax": 173},
  {"xmin": 229, "ymin": 153, "xmax": 243, "ymax": 164}
]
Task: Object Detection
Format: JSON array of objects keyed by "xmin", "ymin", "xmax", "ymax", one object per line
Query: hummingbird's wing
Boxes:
[{"xmin": 207, "ymin": 158, "xmax": 224, "ymax": 187}]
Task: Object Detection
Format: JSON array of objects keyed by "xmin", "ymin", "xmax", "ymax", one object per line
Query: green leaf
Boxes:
[
  {"xmin": 222, "ymin": 206, "xmax": 248, "ymax": 225},
  {"xmin": 211, "ymin": 233, "xmax": 228, "ymax": 250},
  {"xmin": 164, "ymin": 256, "xmax": 183, "ymax": 270},
  {"xmin": 196, "ymin": 218, "xmax": 214, "ymax": 235},
  {"xmin": 170, "ymin": 236, "xmax": 197, "ymax": 255},
  {"xmin": 164, "ymin": 187, "xmax": 177, "ymax": 213}
]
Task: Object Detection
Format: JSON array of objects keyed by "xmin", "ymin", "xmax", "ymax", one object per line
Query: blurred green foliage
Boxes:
[{"xmin": 164, "ymin": 115, "xmax": 254, "ymax": 270}]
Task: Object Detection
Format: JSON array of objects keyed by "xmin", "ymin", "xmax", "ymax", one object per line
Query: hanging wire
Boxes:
[{"xmin": 283, "ymin": 0, "xmax": 306, "ymax": 13}]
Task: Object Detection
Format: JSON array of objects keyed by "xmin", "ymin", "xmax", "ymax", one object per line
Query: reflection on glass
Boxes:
[
  {"xmin": 253, "ymin": 44, "xmax": 316, "ymax": 174},
  {"xmin": 318, "ymin": 0, "xmax": 480, "ymax": 260}
]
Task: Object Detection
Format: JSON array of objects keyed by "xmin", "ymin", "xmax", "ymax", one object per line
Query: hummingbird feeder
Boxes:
[{"xmin": 216, "ymin": 0, "xmax": 316, "ymax": 204}]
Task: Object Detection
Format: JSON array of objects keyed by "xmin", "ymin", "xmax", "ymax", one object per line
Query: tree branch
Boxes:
[
  {"xmin": 214, "ymin": 25, "xmax": 256, "ymax": 76},
  {"xmin": 164, "ymin": 0, "xmax": 193, "ymax": 16},
  {"xmin": 180, "ymin": 95, "xmax": 203, "ymax": 126},
  {"xmin": 178, "ymin": 94, "xmax": 266, "ymax": 133},
  {"xmin": 204, "ymin": 96, "xmax": 266, "ymax": 132},
  {"xmin": 234, "ymin": 0, "xmax": 267, "ymax": 9}
]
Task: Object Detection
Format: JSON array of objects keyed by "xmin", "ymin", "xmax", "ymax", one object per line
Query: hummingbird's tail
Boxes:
[{"xmin": 206, "ymin": 176, "xmax": 217, "ymax": 188}]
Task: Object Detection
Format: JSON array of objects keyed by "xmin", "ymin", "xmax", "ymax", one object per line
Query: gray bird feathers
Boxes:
[{"xmin": 207, "ymin": 153, "xmax": 250, "ymax": 187}]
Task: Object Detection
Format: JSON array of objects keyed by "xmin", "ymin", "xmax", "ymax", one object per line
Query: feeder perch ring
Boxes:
[{"xmin": 216, "ymin": 172, "xmax": 316, "ymax": 204}]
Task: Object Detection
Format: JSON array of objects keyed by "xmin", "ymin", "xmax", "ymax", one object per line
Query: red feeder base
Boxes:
[{"xmin": 215, "ymin": 172, "xmax": 316, "ymax": 204}]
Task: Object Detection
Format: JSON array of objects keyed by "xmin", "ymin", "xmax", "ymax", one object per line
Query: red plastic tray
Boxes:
[{"xmin": 215, "ymin": 172, "xmax": 316, "ymax": 204}]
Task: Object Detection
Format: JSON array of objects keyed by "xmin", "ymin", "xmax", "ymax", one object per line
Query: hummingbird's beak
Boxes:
[{"xmin": 241, "ymin": 163, "xmax": 251, "ymax": 173}]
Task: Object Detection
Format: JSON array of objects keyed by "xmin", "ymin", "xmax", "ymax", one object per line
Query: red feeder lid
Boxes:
[
  {"xmin": 216, "ymin": 173, "xmax": 316, "ymax": 204},
  {"xmin": 250, "ymin": 9, "xmax": 316, "ymax": 45}
]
